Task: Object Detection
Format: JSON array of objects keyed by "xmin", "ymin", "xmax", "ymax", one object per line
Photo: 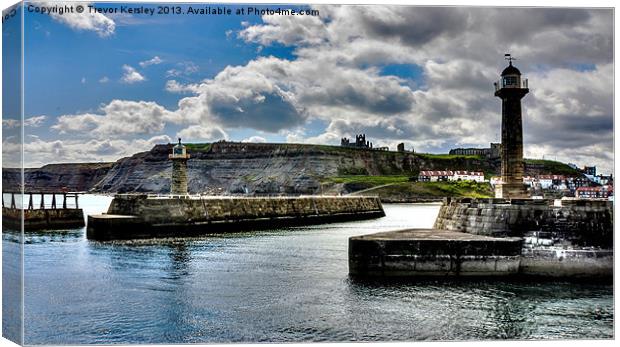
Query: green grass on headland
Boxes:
[
  {"xmin": 524, "ymin": 159, "xmax": 582, "ymax": 176},
  {"xmin": 325, "ymin": 175, "xmax": 411, "ymax": 185},
  {"xmin": 184, "ymin": 143, "xmax": 212, "ymax": 152},
  {"xmin": 416, "ymin": 153, "xmax": 484, "ymax": 160},
  {"xmin": 326, "ymin": 175, "xmax": 494, "ymax": 199},
  {"xmin": 368, "ymin": 181, "xmax": 494, "ymax": 198},
  {"xmin": 356, "ymin": 180, "xmax": 494, "ymax": 199}
]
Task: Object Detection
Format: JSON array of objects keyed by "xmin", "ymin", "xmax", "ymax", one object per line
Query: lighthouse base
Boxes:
[{"xmin": 495, "ymin": 182, "xmax": 529, "ymax": 199}]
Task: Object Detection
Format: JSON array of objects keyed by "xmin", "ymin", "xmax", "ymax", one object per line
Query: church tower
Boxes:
[
  {"xmin": 169, "ymin": 138, "xmax": 190, "ymax": 195},
  {"xmin": 494, "ymin": 55, "xmax": 529, "ymax": 199}
]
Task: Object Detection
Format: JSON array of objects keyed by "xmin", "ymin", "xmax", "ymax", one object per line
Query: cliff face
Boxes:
[
  {"xmin": 89, "ymin": 142, "xmax": 499, "ymax": 195},
  {"xmin": 4, "ymin": 142, "xmax": 574, "ymax": 195},
  {"xmin": 3, "ymin": 163, "xmax": 114, "ymax": 192}
]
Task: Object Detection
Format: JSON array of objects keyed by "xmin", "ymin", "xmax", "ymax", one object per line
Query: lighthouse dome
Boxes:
[{"xmin": 501, "ymin": 62, "xmax": 521, "ymax": 76}]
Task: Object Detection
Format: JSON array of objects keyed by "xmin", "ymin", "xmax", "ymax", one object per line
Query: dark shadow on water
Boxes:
[{"xmin": 3, "ymin": 227, "xmax": 84, "ymax": 243}]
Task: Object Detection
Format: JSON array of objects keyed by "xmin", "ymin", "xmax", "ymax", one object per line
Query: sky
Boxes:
[{"xmin": 1, "ymin": 1, "xmax": 614, "ymax": 174}]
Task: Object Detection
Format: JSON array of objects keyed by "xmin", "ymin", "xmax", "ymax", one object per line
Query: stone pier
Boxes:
[
  {"xmin": 433, "ymin": 198, "xmax": 613, "ymax": 247},
  {"xmin": 349, "ymin": 198, "xmax": 613, "ymax": 279},
  {"xmin": 349, "ymin": 229, "xmax": 522, "ymax": 277},
  {"xmin": 87, "ymin": 194, "xmax": 385, "ymax": 240}
]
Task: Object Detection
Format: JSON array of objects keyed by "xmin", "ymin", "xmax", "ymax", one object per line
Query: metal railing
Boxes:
[{"xmin": 494, "ymin": 78, "xmax": 528, "ymax": 92}]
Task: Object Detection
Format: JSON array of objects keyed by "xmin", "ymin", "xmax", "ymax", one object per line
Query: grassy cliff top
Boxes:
[
  {"xmin": 178, "ymin": 142, "xmax": 579, "ymax": 177},
  {"xmin": 348, "ymin": 180, "xmax": 494, "ymax": 199},
  {"xmin": 524, "ymin": 159, "xmax": 582, "ymax": 176}
]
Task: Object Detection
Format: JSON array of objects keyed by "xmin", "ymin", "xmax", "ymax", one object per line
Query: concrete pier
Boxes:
[
  {"xmin": 349, "ymin": 229, "xmax": 523, "ymax": 277},
  {"xmin": 88, "ymin": 194, "xmax": 385, "ymax": 240}
]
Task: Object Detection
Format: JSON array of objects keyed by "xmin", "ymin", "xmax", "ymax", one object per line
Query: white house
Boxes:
[
  {"xmin": 450, "ymin": 171, "xmax": 484, "ymax": 182},
  {"xmin": 419, "ymin": 170, "xmax": 484, "ymax": 183}
]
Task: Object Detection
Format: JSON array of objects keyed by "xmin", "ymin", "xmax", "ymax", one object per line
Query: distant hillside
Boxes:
[
  {"xmin": 3, "ymin": 163, "xmax": 114, "ymax": 193},
  {"xmin": 2, "ymin": 142, "xmax": 583, "ymax": 196}
]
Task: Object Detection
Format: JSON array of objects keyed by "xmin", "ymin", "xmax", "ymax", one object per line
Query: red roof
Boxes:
[{"xmin": 576, "ymin": 185, "xmax": 613, "ymax": 192}]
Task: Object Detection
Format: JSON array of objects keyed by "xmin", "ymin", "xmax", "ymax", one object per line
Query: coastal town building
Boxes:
[
  {"xmin": 449, "ymin": 143, "xmax": 501, "ymax": 159},
  {"xmin": 583, "ymin": 166, "xmax": 597, "ymax": 176},
  {"xmin": 418, "ymin": 170, "xmax": 484, "ymax": 182},
  {"xmin": 576, "ymin": 185, "xmax": 613, "ymax": 199}
]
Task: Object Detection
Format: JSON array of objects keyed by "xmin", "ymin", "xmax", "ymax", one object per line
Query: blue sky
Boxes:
[
  {"xmin": 23, "ymin": 2, "xmax": 302, "ymax": 142},
  {"xmin": 1, "ymin": 3, "xmax": 614, "ymax": 174}
]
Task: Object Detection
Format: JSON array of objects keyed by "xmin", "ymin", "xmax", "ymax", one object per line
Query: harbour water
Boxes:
[{"xmin": 2, "ymin": 195, "xmax": 614, "ymax": 344}]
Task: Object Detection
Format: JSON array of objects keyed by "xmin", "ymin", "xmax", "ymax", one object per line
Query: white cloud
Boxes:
[
  {"xmin": 120, "ymin": 65, "xmax": 146, "ymax": 84},
  {"xmin": 99, "ymin": 76, "xmax": 109, "ymax": 83},
  {"xmin": 2, "ymin": 135, "xmax": 174, "ymax": 167},
  {"xmin": 35, "ymin": 1, "xmax": 115, "ymax": 37},
  {"xmin": 139, "ymin": 56, "xmax": 163, "ymax": 68},
  {"xmin": 235, "ymin": 6, "xmax": 612, "ymax": 172},
  {"xmin": 81, "ymin": 77, "xmax": 86, "ymax": 84},
  {"xmin": 33, "ymin": 7, "xmax": 612, "ymax": 174},
  {"xmin": 242, "ymin": 136, "xmax": 267, "ymax": 143},
  {"xmin": 176, "ymin": 125, "xmax": 228, "ymax": 142},
  {"xmin": 2, "ymin": 119, "xmax": 20, "ymax": 129},
  {"xmin": 24, "ymin": 115, "xmax": 47, "ymax": 127},
  {"xmin": 52, "ymin": 100, "xmax": 174, "ymax": 138},
  {"xmin": 165, "ymin": 80, "xmax": 200, "ymax": 94},
  {"xmin": 239, "ymin": 13, "xmax": 327, "ymax": 46},
  {"xmin": 2, "ymin": 116, "xmax": 47, "ymax": 128},
  {"xmin": 166, "ymin": 61, "xmax": 199, "ymax": 77}
]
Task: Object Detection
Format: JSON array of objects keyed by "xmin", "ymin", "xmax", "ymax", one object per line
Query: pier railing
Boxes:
[{"xmin": 2, "ymin": 192, "xmax": 81, "ymax": 210}]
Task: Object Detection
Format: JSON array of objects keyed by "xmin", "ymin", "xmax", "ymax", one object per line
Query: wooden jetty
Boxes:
[{"xmin": 2, "ymin": 192, "xmax": 85, "ymax": 231}]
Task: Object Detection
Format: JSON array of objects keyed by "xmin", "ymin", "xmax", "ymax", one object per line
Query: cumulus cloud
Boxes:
[
  {"xmin": 52, "ymin": 100, "xmax": 175, "ymax": 138},
  {"xmin": 120, "ymin": 65, "xmax": 146, "ymax": 84},
  {"xmin": 166, "ymin": 61, "xmax": 199, "ymax": 77},
  {"xmin": 242, "ymin": 136, "xmax": 267, "ymax": 143},
  {"xmin": 2, "ymin": 116, "xmax": 47, "ymax": 128},
  {"xmin": 24, "ymin": 115, "xmax": 47, "ymax": 127},
  {"xmin": 239, "ymin": 13, "xmax": 328, "ymax": 46},
  {"xmin": 165, "ymin": 80, "xmax": 200, "ymax": 94},
  {"xmin": 3, "ymin": 135, "xmax": 172, "ymax": 168},
  {"xmin": 2, "ymin": 119, "xmax": 20, "ymax": 129},
  {"xmin": 235, "ymin": 5, "xmax": 612, "ymax": 172},
  {"xmin": 36, "ymin": 6, "xmax": 612, "ymax": 173},
  {"xmin": 175, "ymin": 57, "xmax": 307, "ymax": 132},
  {"xmin": 139, "ymin": 56, "xmax": 163, "ymax": 68},
  {"xmin": 35, "ymin": 1, "xmax": 115, "ymax": 37},
  {"xmin": 99, "ymin": 76, "xmax": 109, "ymax": 83},
  {"xmin": 176, "ymin": 125, "xmax": 228, "ymax": 142}
]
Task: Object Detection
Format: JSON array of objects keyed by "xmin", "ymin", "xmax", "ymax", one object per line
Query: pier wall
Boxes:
[
  {"xmin": 349, "ymin": 229, "xmax": 523, "ymax": 277},
  {"xmin": 2, "ymin": 207, "xmax": 85, "ymax": 231},
  {"xmin": 433, "ymin": 198, "xmax": 612, "ymax": 247},
  {"xmin": 349, "ymin": 229, "xmax": 613, "ymax": 279},
  {"xmin": 88, "ymin": 194, "xmax": 385, "ymax": 240}
]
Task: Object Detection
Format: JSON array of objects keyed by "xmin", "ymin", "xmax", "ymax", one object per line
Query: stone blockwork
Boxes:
[
  {"xmin": 433, "ymin": 198, "xmax": 612, "ymax": 248},
  {"xmin": 2, "ymin": 207, "xmax": 85, "ymax": 231},
  {"xmin": 88, "ymin": 194, "xmax": 385, "ymax": 240},
  {"xmin": 170, "ymin": 160, "xmax": 188, "ymax": 195},
  {"xmin": 349, "ymin": 229, "xmax": 523, "ymax": 277}
]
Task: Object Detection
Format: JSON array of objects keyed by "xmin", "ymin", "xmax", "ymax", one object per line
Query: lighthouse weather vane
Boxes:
[{"xmin": 505, "ymin": 53, "xmax": 516, "ymax": 64}]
